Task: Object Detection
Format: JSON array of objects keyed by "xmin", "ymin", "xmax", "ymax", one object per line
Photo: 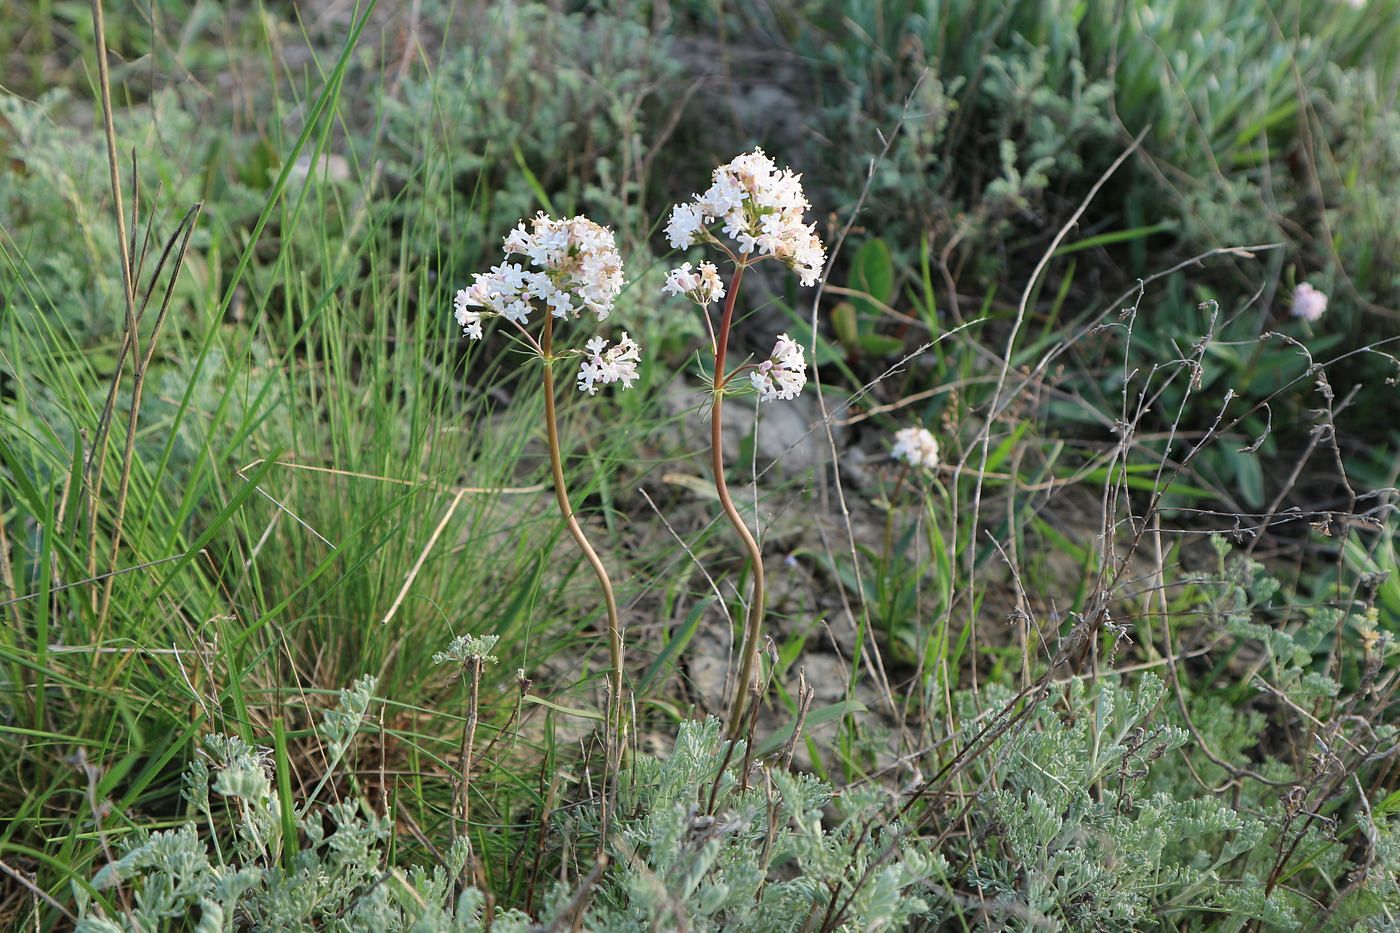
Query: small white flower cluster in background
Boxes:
[
  {"xmin": 750, "ymin": 334, "xmax": 807, "ymax": 402},
  {"xmin": 665, "ymin": 148, "xmax": 826, "ymax": 287},
  {"xmin": 1291, "ymin": 282, "xmax": 1328, "ymax": 323},
  {"xmin": 454, "ymin": 213, "xmax": 626, "ymax": 339},
  {"xmin": 662, "ymin": 261, "xmax": 726, "ymax": 306},
  {"xmin": 577, "ymin": 333, "xmax": 641, "ymax": 395},
  {"xmin": 891, "ymin": 426, "xmax": 940, "ymax": 472}
]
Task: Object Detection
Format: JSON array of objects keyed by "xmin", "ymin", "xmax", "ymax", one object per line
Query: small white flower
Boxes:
[
  {"xmin": 1292, "ymin": 282, "xmax": 1328, "ymax": 323},
  {"xmin": 694, "ymin": 261, "xmax": 725, "ymax": 305},
  {"xmin": 721, "ymin": 210, "xmax": 747, "ymax": 242},
  {"xmin": 750, "ymin": 333, "xmax": 806, "ymax": 402},
  {"xmin": 577, "ymin": 332, "xmax": 642, "ymax": 395},
  {"xmin": 577, "ymin": 360, "xmax": 604, "ymax": 394},
  {"xmin": 700, "ymin": 174, "xmax": 746, "ymax": 216},
  {"xmin": 792, "ymin": 235, "xmax": 825, "ymax": 287},
  {"xmin": 503, "ymin": 223, "xmax": 530, "ymax": 254},
  {"xmin": 663, "ymin": 262, "xmax": 700, "ymax": 297},
  {"xmin": 663, "ymin": 261, "xmax": 726, "ymax": 306},
  {"xmin": 530, "ymin": 223, "xmax": 571, "ymax": 267},
  {"xmin": 665, "ymin": 202, "xmax": 706, "ymax": 250},
  {"xmin": 454, "ymin": 289, "xmax": 485, "ymax": 340},
  {"xmin": 492, "ymin": 262, "xmax": 528, "ymax": 292},
  {"xmin": 455, "ymin": 286, "xmax": 479, "ymax": 312},
  {"xmin": 891, "ymin": 427, "xmax": 940, "ymax": 472},
  {"xmin": 525, "ymin": 271, "xmax": 553, "ymax": 301},
  {"xmin": 547, "ymin": 289, "xmax": 575, "ymax": 320}
]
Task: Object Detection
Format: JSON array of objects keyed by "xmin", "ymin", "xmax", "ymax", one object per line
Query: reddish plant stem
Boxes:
[
  {"xmin": 540, "ymin": 316, "xmax": 624, "ymax": 835},
  {"xmin": 710, "ymin": 263, "xmax": 766, "ymax": 741}
]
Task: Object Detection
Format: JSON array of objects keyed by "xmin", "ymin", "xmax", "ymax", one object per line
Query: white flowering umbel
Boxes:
[
  {"xmin": 659, "ymin": 151, "xmax": 828, "ymax": 743},
  {"xmin": 891, "ymin": 427, "xmax": 941, "ymax": 472},
  {"xmin": 578, "ymin": 333, "xmax": 641, "ymax": 395},
  {"xmin": 450, "ymin": 213, "xmax": 632, "ymax": 828},
  {"xmin": 664, "ymin": 148, "xmax": 826, "ymax": 286},
  {"xmin": 453, "ymin": 212, "xmax": 640, "ymax": 394},
  {"xmin": 456, "ymin": 213, "xmax": 624, "ymax": 327}
]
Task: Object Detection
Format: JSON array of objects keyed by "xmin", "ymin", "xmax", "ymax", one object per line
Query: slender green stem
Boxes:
[
  {"xmin": 710, "ymin": 263, "xmax": 766, "ymax": 741},
  {"xmin": 880, "ymin": 464, "xmax": 910, "ymax": 575},
  {"xmin": 870, "ymin": 463, "xmax": 910, "ymax": 693},
  {"xmin": 540, "ymin": 316, "xmax": 624, "ymax": 831}
]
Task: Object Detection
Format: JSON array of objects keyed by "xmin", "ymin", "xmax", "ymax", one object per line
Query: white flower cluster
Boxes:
[
  {"xmin": 577, "ymin": 333, "xmax": 641, "ymax": 395},
  {"xmin": 1291, "ymin": 282, "xmax": 1328, "ymax": 323},
  {"xmin": 454, "ymin": 213, "xmax": 626, "ymax": 339},
  {"xmin": 891, "ymin": 427, "xmax": 940, "ymax": 472},
  {"xmin": 750, "ymin": 334, "xmax": 807, "ymax": 403},
  {"xmin": 662, "ymin": 261, "xmax": 726, "ymax": 306},
  {"xmin": 665, "ymin": 149, "xmax": 826, "ymax": 286}
]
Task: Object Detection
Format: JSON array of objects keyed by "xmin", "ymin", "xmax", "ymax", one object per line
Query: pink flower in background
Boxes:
[{"xmin": 1291, "ymin": 282, "xmax": 1328, "ymax": 323}]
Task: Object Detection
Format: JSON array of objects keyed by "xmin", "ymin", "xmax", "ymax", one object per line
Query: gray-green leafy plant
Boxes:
[{"xmin": 73, "ymin": 690, "xmax": 938, "ymax": 931}]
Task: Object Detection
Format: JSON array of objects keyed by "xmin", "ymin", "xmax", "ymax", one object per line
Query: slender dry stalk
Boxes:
[
  {"xmin": 455, "ymin": 655, "xmax": 485, "ymax": 860},
  {"xmin": 85, "ymin": 0, "xmax": 140, "ymax": 611},
  {"xmin": 96, "ymin": 204, "xmax": 202, "ymax": 630},
  {"xmin": 382, "ymin": 488, "xmax": 467, "ymax": 625},
  {"xmin": 0, "ymin": 554, "xmax": 188, "ymax": 611},
  {"xmin": 0, "ymin": 859, "xmax": 78, "ymax": 925},
  {"xmin": 803, "ymin": 79, "xmax": 932, "ymax": 742}
]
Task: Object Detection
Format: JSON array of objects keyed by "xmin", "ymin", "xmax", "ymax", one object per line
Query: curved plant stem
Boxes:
[
  {"xmin": 539, "ymin": 316, "xmax": 624, "ymax": 834},
  {"xmin": 710, "ymin": 263, "xmax": 767, "ymax": 741}
]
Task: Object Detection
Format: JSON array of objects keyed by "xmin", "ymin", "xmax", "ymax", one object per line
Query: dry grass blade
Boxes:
[
  {"xmin": 382, "ymin": 488, "xmax": 466, "ymax": 625},
  {"xmin": 83, "ymin": 0, "xmax": 140, "ymax": 608},
  {"xmin": 96, "ymin": 202, "xmax": 203, "ymax": 630}
]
